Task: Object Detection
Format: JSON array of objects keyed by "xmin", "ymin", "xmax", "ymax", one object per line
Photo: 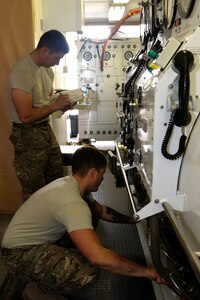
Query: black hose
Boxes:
[{"xmin": 124, "ymin": 59, "xmax": 146, "ymax": 97}]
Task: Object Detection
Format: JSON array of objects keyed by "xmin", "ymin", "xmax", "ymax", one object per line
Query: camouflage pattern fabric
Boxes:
[
  {"xmin": 1, "ymin": 248, "xmax": 28, "ymax": 299},
  {"xmin": 3, "ymin": 243, "xmax": 100, "ymax": 296},
  {"xmin": 10, "ymin": 122, "xmax": 63, "ymax": 201}
]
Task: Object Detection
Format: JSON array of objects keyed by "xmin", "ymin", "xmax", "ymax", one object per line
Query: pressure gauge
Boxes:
[
  {"xmin": 124, "ymin": 51, "xmax": 133, "ymax": 61},
  {"xmin": 83, "ymin": 52, "xmax": 92, "ymax": 61},
  {"xmin": 104, "ymin": 51, "xmax": 111, "ymax": 61},
  {"xmin": 163, "ymin": 0, "xmax": 177, "ymax": 29},
  {"xmin": 178, "ymin": 0, "xmax": 196, "ymax": 19}
]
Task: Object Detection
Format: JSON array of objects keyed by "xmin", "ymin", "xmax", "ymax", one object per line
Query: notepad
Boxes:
[{"xmin": 50, "ymin": 88, "xmax": 91, "ymax": 118}]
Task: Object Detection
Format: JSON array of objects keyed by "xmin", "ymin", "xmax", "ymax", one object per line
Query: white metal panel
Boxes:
[
  {"xmin": 42, "ymin": 0, "xmax": 83, "ymax": 32},
  {"xmin": 78, "ymin": 38, "xmax": 140, "ymax": 140},
  {"xmin": 171, "ymin": 0, "xmax": 200, "ymax": 39},
  {"xmin": 134, "ymin": 29, "xmax": 200, "ymax": 202}
]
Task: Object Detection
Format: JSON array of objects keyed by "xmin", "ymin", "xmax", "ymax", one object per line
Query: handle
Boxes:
[{"xmin": 172, "ymin": 50, "xmax": 194, "ymax": 127}]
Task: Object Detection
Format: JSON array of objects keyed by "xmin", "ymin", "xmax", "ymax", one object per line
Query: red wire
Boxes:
[{"xmin": 100, "ymin": 8, "xmax": 141, "ymax": 71}]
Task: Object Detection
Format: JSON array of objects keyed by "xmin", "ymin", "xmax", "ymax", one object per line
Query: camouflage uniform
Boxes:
[
  {"xmin": 10, "ymin": 122, "xmax": 63, "ymax": 202},
  {"xmin": 2, "ymin": 241, "xmax": 100, "ymax": 297}
]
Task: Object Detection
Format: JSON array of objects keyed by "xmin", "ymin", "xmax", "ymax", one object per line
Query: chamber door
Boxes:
[
  {"xmin": 163, "ymin": 0, "xmax": 177, "ymax": 29},
  {"xmin": 177, "ymin": 0, "xmax": 196, "ymax": 19}
]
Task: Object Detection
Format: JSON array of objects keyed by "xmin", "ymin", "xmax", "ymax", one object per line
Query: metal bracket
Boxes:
[
  {"xmin": 122, "ymin": 163, "xmax": 136, "ymax": 171},
  {"xmin": 133, "ymin": 194, "xmax": 187, "ymax": 222}
]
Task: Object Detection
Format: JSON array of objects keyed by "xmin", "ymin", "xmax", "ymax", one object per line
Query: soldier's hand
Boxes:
[
  {"xmin": 55, "ymin": 93, "xmax": 71, "ymax": 111},
  {"xmin": 147, "ymin": 268, "xmax": 167, "ymax": 284}
]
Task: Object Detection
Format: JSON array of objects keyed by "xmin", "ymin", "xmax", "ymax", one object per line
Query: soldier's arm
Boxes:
[
  {"xmin": 70, "ymin": 229, "xmax": 165, "ymax": 284},
  {"xmin": 89, "ymin": 200, "xmax": 136, "ymax": 224},
  {"xmin": 11, "ymin": 88, "xmax": 71, "ymax": 124}
]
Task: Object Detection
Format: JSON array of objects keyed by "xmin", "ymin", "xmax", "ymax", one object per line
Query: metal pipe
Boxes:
[{"xmin": 115, "ymin": 142, "xmax": 137, "ymax": 214}]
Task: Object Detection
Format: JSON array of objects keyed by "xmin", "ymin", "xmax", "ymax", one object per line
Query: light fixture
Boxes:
[
  {"xmin": 113, "ymin": 0, "xmax": 130, "ymax": 3},
  {"xmin": 108, "ymin": 5, "xmax": 125, "ymax": 21}
]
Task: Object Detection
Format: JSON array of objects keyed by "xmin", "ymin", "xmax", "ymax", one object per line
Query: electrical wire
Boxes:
[
  {"xmin": 100, "ymin": 7, "xmax": 141, "ymax": 71},
  {"xmin": 161, "ymin": 116, "xmax": 187, "ymax": 160},
  {"xmin": 77, "ymin": 38, "xmax": 106, "ymax": 59}
]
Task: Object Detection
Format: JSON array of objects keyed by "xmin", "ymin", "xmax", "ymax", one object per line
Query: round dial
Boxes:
[
  {"xmin": 104, "ymin": 51, "xmax": 111, "ymax": 61},
  {"xmin": 83, "ymin": 52, "xmax": 92, "ymax": 61},
  {"xmin": 178, "ymin": 0, "xmax": 196, "ymax": 19},
  {"xmin": 124, "ymin": 51, "xmax": 133, "ymax": 61},
  {"xmin": 163, "ymin": 0, "xmax": 177, "ymax": 29}
]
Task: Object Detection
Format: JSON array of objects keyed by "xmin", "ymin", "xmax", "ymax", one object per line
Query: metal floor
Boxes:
[{"xmin": 71, "ymin": 167, "xmax": 156, "ymax": 300}]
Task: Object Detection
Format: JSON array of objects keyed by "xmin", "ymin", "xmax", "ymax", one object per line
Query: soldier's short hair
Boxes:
[
  {"xmin": 72, "ymin": 147, "xmax": 107, "ymax": 177},
  {"xmin": 36, "ymin": 30, "xmax": 69, "ymax": 54}
]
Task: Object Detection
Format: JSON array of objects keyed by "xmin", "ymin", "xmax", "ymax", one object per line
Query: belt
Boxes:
[
  {"xmin": 1, "ymin": 247, "xmax": 25, "ymax": 256},
  {"xmin": 13, "ymin": 121, "xmax": 49, "ymax": 128}
]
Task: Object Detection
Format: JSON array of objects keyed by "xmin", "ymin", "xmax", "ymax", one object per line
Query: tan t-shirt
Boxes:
[
  {"xmin": 2, "ymin": 176, "xmax": 94, "ymax": 248},
  {"xmin": 8, "ymin": 54, "xmax": 54, "ymax": 123}
]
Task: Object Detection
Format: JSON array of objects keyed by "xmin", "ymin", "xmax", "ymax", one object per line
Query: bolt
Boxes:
[
  {"xmin": 134, "ymin": 215, "xmax": 140, "ymax": 221},
  {"xmin": 154, "ymin": 199, "xmax": 159, "ymax": 204}
]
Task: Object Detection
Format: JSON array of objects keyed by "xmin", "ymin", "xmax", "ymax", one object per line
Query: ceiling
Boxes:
[{"xmin": 83, "ymin": 0, "xmax": 140, "ymax": 25}]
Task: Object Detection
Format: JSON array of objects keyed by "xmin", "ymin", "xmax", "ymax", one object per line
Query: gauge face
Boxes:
[
  {"xmin": 163, "ymin": 0, "xmax": 177, "ymax": 29},
  {"xmin": 178, "ymin": 0, "xmax": 196, "ymax": 19},
  {"xmin": 83, "ymin": 52, "xmax": 92, "ymax": 61},
  {"xmin": 104, "ymin": 51, "xmax": 111, "ymax": 61},
  {"xmin": 124, "ymin": 51, "xmax": 133, "ymax": 61}
]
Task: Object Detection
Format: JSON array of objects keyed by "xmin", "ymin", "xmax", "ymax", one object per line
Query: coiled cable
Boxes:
[{"xmin": 161, "ymin": 116, "xmax": 187, "ymax": 160}]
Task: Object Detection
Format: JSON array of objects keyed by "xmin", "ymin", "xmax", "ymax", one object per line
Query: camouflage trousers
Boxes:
[
  {"xmin": 3, "ymin": 242, "xmax": 100, "ymax": 296},
  {"xmin": 10, "ymin": 122, "xmax": 63, "ymax": 202}
]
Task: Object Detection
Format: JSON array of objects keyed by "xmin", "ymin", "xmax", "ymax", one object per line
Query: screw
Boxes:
[{"xmin": 134, "ymin": 215, "xmax": 140, "ymax": 221}]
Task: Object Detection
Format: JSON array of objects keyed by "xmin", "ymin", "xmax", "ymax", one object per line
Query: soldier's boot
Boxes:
[
  {"xmin": 22, "ymin": 282, "xmax": 69, "ymax": 300},
  {"xmin": 0, "ymin": 272, "xmax": 25, "ymax": 300}
]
